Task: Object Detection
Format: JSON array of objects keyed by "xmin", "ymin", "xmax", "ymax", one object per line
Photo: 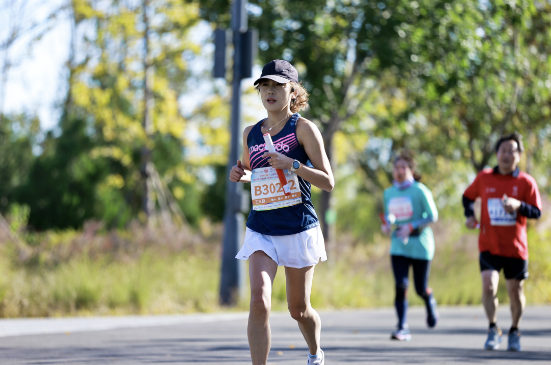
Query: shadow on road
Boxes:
[
  {"xmin": 0, "ymin": 307, "xmax": 549, "ymax": 364},
  {"xmin": 3, "ymin": 342, "xmax": 550, "ymax": 364}
]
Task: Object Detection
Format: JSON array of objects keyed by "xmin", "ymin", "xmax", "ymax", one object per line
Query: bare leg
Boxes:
[
  {"xmin": 285, "ymin": 265, "xmax": 321, "ymax": 356},
  {"xmin": 481, "ymin": 270, "xmax": 500, "ymax": 324},
  {"xmin": 507, "ymin": 279, "xmax": 525, "ymax": 328},
  {"xmin": 248, "ymin": 251, "xmax": 278, "ymax": 365}
]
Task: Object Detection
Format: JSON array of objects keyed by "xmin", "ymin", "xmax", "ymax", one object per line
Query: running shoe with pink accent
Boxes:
[{"xmin": 391, "ymin": 328, "xmax": 412, "ymax": 341}]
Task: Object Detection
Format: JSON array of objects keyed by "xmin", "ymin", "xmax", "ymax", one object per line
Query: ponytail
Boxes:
[{"xmin": 289, "ymin": 81, "xmax": 309, "ymax": 113}]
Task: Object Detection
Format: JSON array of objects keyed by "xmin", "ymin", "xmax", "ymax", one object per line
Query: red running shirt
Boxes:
[{"xmin": 463, "ymin": 168, "xmax": 541, "ymax": 260}]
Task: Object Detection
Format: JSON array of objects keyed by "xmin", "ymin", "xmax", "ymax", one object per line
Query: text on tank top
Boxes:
[{"xmin": 245, "ymin": 113, "xmax": 319, "ymax": 236}]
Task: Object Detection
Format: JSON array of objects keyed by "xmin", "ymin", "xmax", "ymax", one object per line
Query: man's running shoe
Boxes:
[
  {"xmin": 307, "ymin": 349, "xmax": 324, "ymax": 365},
  {"xmin": 391, "ymin": 328, "xmax": 412, "ymax": 341},
  {"xmin": 426, "ymin": 296, "xmax": 439, "ymax": 328},
  {"xmin": 507, "ymin": 330, "xmax": 521, "ymax": 352},
  {"xmin": 484, "ymin": 326, "xmax": 502, "ymax": 350}
]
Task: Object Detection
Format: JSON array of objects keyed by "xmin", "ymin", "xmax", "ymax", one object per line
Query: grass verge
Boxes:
[{"xmin": 0, "ymin": 219, "xmax": 549, "ymax": 318}]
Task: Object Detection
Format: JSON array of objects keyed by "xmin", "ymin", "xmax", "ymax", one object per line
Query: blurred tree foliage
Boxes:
[
  {"xmin": 2, "ymin": 0, "xmax": 551, "ymax": 234},
  {"xmin": 65, "ymin": 0, "xmax": 200, "ymax": 228},
  {"xmin": 200, "ymin": 164, "xmax": 227, "ymax": 222},
  {"xmin": 358, "ymin": 0, "xmax": 551, "ymax": 198},
  {"xmin": 0, "ymin": 114, "xmax": 39, "ymax": 215},
  {"xmin": 3, "ymin": 0, "xmax": 231, "ymax": 229},
  {"xmin": 383, "ymin": 0, "xmax": 551, "ymax": 171},
  {"xmin": 17, "ymin": 118, "xmax": 107, "ymax": 230}
]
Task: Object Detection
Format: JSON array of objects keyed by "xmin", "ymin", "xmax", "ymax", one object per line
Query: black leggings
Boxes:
[{"xmin": 391, "ymin": 255, "xmax": 432, "ymax": 329}]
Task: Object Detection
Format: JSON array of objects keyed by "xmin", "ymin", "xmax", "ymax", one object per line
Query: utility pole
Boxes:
[
  {"xmin": 141, "ymin": 0, "xmax": 154, "ymax": 222},
  {"xmin": 217, "ymin": 0, "xmax": 257, "ymax": 305}
]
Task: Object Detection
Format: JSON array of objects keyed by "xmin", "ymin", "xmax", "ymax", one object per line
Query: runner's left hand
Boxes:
[
  {"xmin": 502, "ymin": 197, "xmax": 522, "ymax": 213},
  {"xmin": 465, "ymin": 216, "xmax": 478, "ymax": 229},
  {"xmin": 396, "ymin": 224, "xmax": 413, "ymax": 240},
  {"xmin": 262, "ymin": 152, "xmax": 293, "ymax": 170}
]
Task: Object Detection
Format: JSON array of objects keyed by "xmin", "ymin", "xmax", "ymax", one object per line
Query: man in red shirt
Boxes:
[{"xmin": 463, "ymin": 133, "xmax": 542, "ymax": 352}]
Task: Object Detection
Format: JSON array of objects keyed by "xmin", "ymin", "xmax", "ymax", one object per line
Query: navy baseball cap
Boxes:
[{"xmin": 254, "ymin": 59, "xmax": 299, "ymax": 85}]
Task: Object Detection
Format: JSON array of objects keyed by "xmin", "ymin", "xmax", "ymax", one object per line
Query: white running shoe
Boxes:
[
  {"xmin": 484, "ymin": 326, "xmax": 502, "ymax": 350},
  {"xmin": 307, "ymin": 349, "xmax": 324, "ymax": 365}
]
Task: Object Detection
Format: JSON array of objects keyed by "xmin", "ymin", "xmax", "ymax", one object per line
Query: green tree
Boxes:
[
  {"xmin": 41, "ymin": 0, "xmax": 206, "ymax": 228},
  {"xmin": 0, "ymin": 113, "xmax": 38, "ymax": 214},
  {"xmin": 399, "ymin": 0, "xmax": 551, "ymax": 173},
  {"xmin": 18, "ymin": 118, "xmax": 108, "ymax": 230}
]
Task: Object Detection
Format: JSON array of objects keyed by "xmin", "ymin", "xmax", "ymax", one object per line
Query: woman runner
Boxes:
[
  {"xmin": 229, "ymin": 59, "xmax": 333, "ymax": 365},
  {"xmin": 381, "ymin": 152, "xmax": 439, "ymax": 341}
]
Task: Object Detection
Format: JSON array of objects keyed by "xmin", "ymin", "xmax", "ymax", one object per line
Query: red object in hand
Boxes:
[
  {"xmin": 275, "ymin": 170, "xmax": 290, "ymax": 195},
  {"xmin": 263, "ymin": 133, "xmax": 291, "ymax": 195},
  {"xmin": 378, "ymin": 213, "xmax": 387, "ymax": 225}
]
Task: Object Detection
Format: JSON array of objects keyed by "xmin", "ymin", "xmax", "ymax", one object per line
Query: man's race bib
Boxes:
[
  {"xmin": 487, "ymin": 198, "xmax": 517, "ymax": 226},
  {"xmin": 388, "ymin": 196, "xmax": 414, "ymax": 222},
  {"xmin": 251, "ymin": 167, "xmax": 302, "ymax": 211}
]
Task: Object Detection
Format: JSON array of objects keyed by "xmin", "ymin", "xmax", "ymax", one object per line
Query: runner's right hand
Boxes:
[
  {"xmin": 381, "ymin": 224, "xmax": 391, "ymax": 235},
  {"xmin": 229, "ymin": 160, "xmax": 246, "ymax": 182},
  {"xmin": 465, "ymin": 216, "xmax": 477, "ymax": 229}
]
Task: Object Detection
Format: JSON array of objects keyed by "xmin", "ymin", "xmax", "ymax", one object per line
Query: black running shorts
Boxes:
[{"xmin": 479, "ymin": 251, "xmax": 528, "ymax": 280}]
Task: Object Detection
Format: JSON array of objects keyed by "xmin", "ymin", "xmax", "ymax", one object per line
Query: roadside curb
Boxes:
[{"xmin": 0, "ymin": 312, "xmax": 250, "ymax": 338}]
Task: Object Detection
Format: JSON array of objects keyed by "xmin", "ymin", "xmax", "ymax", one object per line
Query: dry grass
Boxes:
[
  {"xmin": 0, "ymin": 221, "xmax": 225, "ymax": 317},
  {"xmin": 0, "ymin": 217, "xmax": 549, "ymax": 318}
]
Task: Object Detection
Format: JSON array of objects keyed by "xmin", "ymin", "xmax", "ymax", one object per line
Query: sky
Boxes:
[
  {"xmin": 1, "ymin": 1, "xmax": 265, "ymax": 133},
  {"xmin": 1, "ymin": 0, "xmax": 70, "ymax": 131}
]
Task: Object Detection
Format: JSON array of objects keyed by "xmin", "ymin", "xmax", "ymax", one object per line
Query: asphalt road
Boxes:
[{"xmin": 0, "ymin": 306, "xmax": 549, "ymax": 364}]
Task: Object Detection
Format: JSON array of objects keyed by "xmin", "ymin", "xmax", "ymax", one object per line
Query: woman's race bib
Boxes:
[
  {"xmin": 388, "ymin": 196, "xmax": 414, "ymax": 222},
  {"xmin": 251, "ymin": 167, "xmax": 302, "ymax": 211},
  {"xmin": 487, "ymin": 198, "xmax": 517, "ymax": 226}
]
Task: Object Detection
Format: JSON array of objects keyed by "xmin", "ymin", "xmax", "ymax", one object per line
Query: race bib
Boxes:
[
  {"xmin": 251, "ymin": 167, "xmax": 302, "ymax": 211},
  {"xmin": 487, "ymin": 198, "xmax": 517, "ymax": 226},
  {"xmin": 388, "ymin": 196, "xmax": 414, "ymax": 222}
]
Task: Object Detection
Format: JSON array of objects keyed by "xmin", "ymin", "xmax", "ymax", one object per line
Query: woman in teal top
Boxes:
[{"xmin": 381, "ymin": 152, "xmax": 439, "ymax": 341}]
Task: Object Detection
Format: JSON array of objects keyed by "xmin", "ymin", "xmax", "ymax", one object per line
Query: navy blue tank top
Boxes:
[{"xmin": 246, "ymin": 113, "xmax": 319, "ymax": 236}]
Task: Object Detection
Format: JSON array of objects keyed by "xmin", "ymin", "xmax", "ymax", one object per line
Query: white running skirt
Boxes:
[{"xmin": 236, "ymin": 226, "xmax": 327, "ymax": 268}]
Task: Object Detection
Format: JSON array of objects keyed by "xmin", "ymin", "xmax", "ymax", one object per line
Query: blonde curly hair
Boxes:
[{"xmin": 289, "ymin": 81, "xmax": 309, "ymax": 113}]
